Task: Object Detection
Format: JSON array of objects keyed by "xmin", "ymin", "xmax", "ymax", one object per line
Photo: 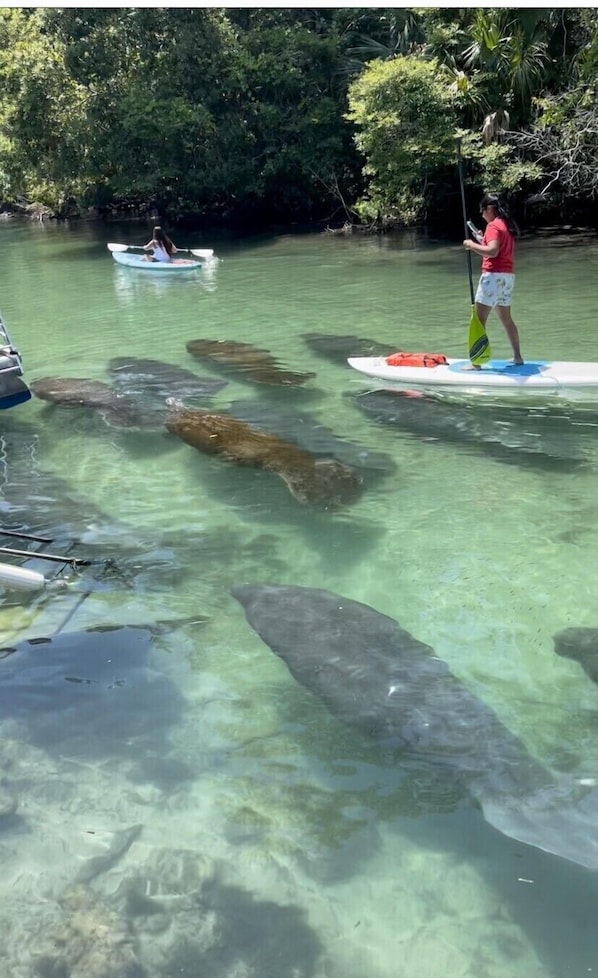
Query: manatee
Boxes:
[
  {"xmin": 108, "ymin": 356, "xmax": 228, "ymax": 401},
  {"xmin": 31, "ymin": 376, "xmax": 118, "ymax": 407},
  {"xmin": 166, "ymin": 405, "xmax": 363, "ymax": 509},
  {"xmin": 0, "ymin": 624, "xmax": 187, "ymax": 784},
  {"xmin": 302, "ymin": 332, "xmax": 393, "ymax": 364},
  {"xmin": 350, "ymin": 388, "xmax": 594, "ymax": 468},
  {"xmin": 186, "ymin": 338, "xmax": 315, "ymax": 386},
  {"xmin": 226, "ymin": 398, "xmax": 396, "ymax": 483},
  {"xmin": 0, "ymin": 420, "xmax": 129, "ymax": 544},
  {"xmin": 554, "ymin": 627, "xmax": 598, "ymax": 685},
  {"xmin": 231, "ymin": 583, "xmax": 598, "ymax": 870},
  {"xmin": 30, "ymin": 376, "xmax": 166, "ymax": 429}
]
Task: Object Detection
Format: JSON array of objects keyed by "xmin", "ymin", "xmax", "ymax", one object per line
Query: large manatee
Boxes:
[
  {"xmin": 350, "ymin": 389, "xmax": 596, "ymax": 468},
  {"xmin": 226, "ymin": 398, "xmax": 396, "ymax": 485},
  {"xmin": 186, "ymin": 339, "xmax": 315, "ymax": 386},
  {"xmin": 302, "ymin": 332, "xmax": 393, "ymax": 364},
  {"xmin": 108, "ymin": 356, "xmax": 228, "ymax": 402},
  {"xmin": 232, "ymin": 583, "xmax": 598, "ymax": 870},
  {"xmin": 166, "ymin": 405, "xmax": 363, "ymax": 509},
  {"xmin": 30, "ymin": 376, "xmax": 166, "ymax": 429}
]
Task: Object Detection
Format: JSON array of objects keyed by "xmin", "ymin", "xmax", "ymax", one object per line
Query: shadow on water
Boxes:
[
  {"xmin": 153, "ymin": 876, "xmax": 323, "ymax": 978},
  {"xmin": 172, "ymin": 449, "xmax": 385, "ymax": 570},
  {"xmin": 33, "ymin": 864, "xmax": 323, "ymax": 978}
]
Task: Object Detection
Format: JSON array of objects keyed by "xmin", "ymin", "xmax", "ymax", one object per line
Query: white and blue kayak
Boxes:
[
  {"xmin": 348, "ymin": 356, "xmax": 598, "ymax": 400},
  {"xmin": 111, "ymin": 251, "xmax": 201, "ymax": 271}
]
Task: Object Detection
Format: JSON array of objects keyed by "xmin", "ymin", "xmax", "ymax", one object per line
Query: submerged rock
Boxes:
[{"xmin": 34, "ymin": 884, "xmax": 143, "ymax": 978}]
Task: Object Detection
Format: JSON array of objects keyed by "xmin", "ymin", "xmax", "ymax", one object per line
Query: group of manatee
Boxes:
[
  {"xmin": 24, "ymin": 332, "xmax": 598, "ymax": 870},
  {"xmin": 30, "ymin": 333, "xmax": 597, "ymax": 510}
]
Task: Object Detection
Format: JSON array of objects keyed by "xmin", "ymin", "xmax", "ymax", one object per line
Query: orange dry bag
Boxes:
[{"xmin": 385, "ymin": 352, "xmax": 448, "ymax": 368}]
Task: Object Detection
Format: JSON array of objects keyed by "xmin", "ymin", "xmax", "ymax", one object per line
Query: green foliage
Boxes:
[
  {"xmin": 0, "ymin": 9, "xmax": 89, "ymax": 202},
  {"xmin": 0, "ymin": 7, "xmax": 595, "ymax": 225},
  {"xmin": 346, "ymin": 55, "xmax": 458, "ymax": 224},
  {"xmin": 471, "ymin": 142, "xmax": 543, "ymax": 193}
]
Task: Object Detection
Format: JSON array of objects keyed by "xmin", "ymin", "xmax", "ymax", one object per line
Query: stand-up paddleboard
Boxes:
[{"xmin": 347, "ymin": 356, "xmax": 598, "ymax": 399}]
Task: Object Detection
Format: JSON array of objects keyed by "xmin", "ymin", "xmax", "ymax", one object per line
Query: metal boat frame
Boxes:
[{"xmin": 0, "ymin": 313, "xmax": 31, "ymax": 409}]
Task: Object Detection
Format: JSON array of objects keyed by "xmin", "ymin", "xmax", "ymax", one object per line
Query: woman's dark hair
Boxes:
[
  {"xmin": 480, "ymin": 194, "xmax": 519, "ymax": 237},
  {"xmin": 152, "ymin": 225, "xmax": 174, "ymax": 255}
]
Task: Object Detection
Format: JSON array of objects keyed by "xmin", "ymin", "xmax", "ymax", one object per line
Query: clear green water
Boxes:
[{"xmin": 1, "ymin": 219, "xmax": 597, "ymax": 977}]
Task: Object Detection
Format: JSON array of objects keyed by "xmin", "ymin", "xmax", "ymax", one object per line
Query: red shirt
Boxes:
[{"xmin": 481, "ymin": 217, "xmax": 514, "ymax": 273}]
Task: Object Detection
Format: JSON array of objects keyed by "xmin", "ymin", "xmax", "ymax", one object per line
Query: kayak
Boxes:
[
  {"xmin": 111, "ymin": 251, "xmax": 201, "ymax": 271},
  {"xmin": 347, "ymin": 356, "xmax": 598, "ymax": 399}
]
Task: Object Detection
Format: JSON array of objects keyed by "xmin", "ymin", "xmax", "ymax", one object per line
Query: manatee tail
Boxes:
[{"xmin": 479, "ymin": 781, "xmax": 598, "ymax": 870}]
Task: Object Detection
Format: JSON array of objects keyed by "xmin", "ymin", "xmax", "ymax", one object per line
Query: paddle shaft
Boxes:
[
  {"xmin": 0, "ymin": 528, "xmax": 53, "ymax": 544},
  {"xmin": 120, "ymin": 243, "xmax": 192, "ymax": 254},
  {"xmin": 456, "ymin": 142, "xmax": 475, "ymax": 305},
  {"xmin": 0, "ymin": 546, "xmax": 91, "ymax": 566},
  {"xmin": 107, "ymin": 242, "xmax": 213, "ymax": 259}
]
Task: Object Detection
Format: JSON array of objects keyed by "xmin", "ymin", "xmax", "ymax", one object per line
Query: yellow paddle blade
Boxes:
[{"xmin": 468, "ymin": 307, "xmax": 492, "ymax": 365}]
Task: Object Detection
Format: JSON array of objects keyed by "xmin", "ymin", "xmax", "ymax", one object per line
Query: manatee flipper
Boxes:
[{"xmin": 479, "ymin": 782, "xmax": 598, "ymax": 870}]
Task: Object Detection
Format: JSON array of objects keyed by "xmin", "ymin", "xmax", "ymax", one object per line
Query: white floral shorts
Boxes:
[{"xmin": 475, "ymin": 272, "xmax": 515, "ymax": 308}]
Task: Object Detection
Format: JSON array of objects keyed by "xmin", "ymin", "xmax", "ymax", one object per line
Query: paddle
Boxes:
[
  {"xmin": 0, "ymin": 528, "xmax": 53, "ymax": 544},
  {"xmin": 456, "ymin": 140, "xmax": 491, "ymax": 366},
  {"xmin": 0, "ymin": 545, "xmax": 93, "ymax": 567},
  {"xmin": 107, "ymin": 242, "xmax": 215, "ymax": 260}
]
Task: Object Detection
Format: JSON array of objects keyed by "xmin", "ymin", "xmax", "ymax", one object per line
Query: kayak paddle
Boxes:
[
  {"xmin": 456, "ymin": 141, "xmax": 491, "ymax": 366},
  {"xmin": 107, "ymin": 242, "xmax": 216, "ymax": 260}
]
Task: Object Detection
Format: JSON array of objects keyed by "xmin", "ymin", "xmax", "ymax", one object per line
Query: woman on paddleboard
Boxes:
[{"xmin": 463, "ymin": 194, "xmax": 523, "ymax": 365}]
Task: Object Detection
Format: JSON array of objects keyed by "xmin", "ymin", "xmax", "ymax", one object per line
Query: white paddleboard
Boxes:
[{"xmin": 348, "ymin": 357, "xmax": 598, "ymax": 399}]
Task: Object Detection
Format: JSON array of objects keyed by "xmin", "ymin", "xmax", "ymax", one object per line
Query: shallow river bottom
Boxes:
[{"xmin": 0, "ymin": 223, "xmax": 597, "ymax": 978}]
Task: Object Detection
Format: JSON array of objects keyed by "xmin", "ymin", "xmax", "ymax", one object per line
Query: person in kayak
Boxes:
[
  {"xmin": 463, "ymin": 193, "xmax": 523, "ymax": 365},
  {"xmin": 143, "ymin": 226, "xmax": 178, "ymax": 263}
]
